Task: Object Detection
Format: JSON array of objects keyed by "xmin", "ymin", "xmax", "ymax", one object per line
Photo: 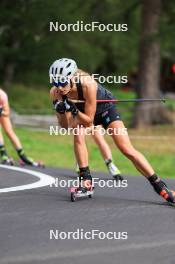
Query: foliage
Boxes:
[{"xmin": 0, "ymin": 0, "xmax": 141, "ymax": 85}]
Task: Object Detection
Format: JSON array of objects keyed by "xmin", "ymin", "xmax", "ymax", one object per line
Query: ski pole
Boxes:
[{"xmin": 70, "ymin": 98, "xmax": 166, "ymax": 104}]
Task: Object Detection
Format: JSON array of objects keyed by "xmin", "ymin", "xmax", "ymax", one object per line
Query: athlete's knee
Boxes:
[
  {"xmin": 119, "ymin": 144, "xmax": 137, "ymax": 160},
  {"xmin": 4, "ymin": 128, "xmax": 14, "ymax": 138},
  {"xmin": 74, "ymin": 134, "xmax": 85, "ymax": 145}
]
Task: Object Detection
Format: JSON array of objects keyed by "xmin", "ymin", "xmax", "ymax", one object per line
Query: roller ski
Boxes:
[
  {"xmin": 70, "ymin": 166, "xmax": 94, "ymax": 202},
  {"xmin": 1, "ymin": 156, "xmax": 14, "ymax": 166},
  {"xmin": 32, "ymin": 161, "xmax": 45, "ymax": 168},
  {"xmin": 106, "ymin": 159, "xmax": 124, "ymax": 182},
  {"xmin": 19, "ymin": 158, "xmax": 45, "ymax": 168},
  {"xmin": 159, "ymin": 186, "xmax": 175, "ymax": 207},
  {"xmin": 149, "ymin": 175, "xmax": 175, "ymax": 207},
  {"xmin": 19, "ymin": 159, "xmax": 45, "ymax": 168},
  {"xmin": 70, "ymin": 183, "xmax": 94, "ymax": 202},
  {"xmin": 17, "ymin": 148, "xmax": 44, "ymax": 168}
]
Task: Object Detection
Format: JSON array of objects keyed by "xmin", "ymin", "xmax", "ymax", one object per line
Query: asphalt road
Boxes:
[{"xmin": 0, "ymin": 165, "xmax": 175, "ymax": 264}]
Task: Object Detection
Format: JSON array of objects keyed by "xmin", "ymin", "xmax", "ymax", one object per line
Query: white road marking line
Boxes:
[{"xmin": 0, "ymin": 165, "xmax": 55, "ymax": 193}]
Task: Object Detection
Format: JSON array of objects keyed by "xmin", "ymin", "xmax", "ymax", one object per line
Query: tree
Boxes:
[
  {"xmin": 133, "ymin": 0, "xmax": 172, "ymax": 126},
  {"xmin": 0, "ymin": 0, "xmax": 140, "ymax": 87}
]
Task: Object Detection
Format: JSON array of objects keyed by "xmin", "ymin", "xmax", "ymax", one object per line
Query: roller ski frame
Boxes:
[
  {"xmin": 19, "ymin": 159, "xmax": 45, "ymax": 168},
  {"xmin": 163, "ymin": 190, "xmax": 175, "ymax": 207},
  {"xmin": 157, "ymin": 185, "xmax": 175, "ymax": 207},
  {"xmin": 69, "ymin": 186, "xmax": 94, "ymax": 202}
]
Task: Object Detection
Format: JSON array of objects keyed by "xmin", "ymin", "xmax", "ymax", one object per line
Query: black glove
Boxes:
[
  {"xmin": 53, "ymin": 100, "xmax": 66, "ymax": 114},
  {"xmin": 64, "ymin": 99, "xmax": 78, "ymax": 117},
  {"xmin": 0, "ymin": 107, "xmax": 3, "ymax": 116}
]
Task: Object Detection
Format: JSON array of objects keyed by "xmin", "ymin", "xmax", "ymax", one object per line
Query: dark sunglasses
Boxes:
[{"xmin": 52, "ymin": 81, "xmax": 69, "ymax": 88}]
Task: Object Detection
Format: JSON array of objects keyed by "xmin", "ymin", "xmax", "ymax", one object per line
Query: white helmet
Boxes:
[{"xmin": 49, "ymin": 58, "xmax": 77, "ymax": 86}]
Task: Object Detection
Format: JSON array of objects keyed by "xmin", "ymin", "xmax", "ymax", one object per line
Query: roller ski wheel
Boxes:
[
  {"xmin": 32, "ymin": 161, "xmax": 45, "ymax": 168},
  {"xmin": 158, "ymin": 185, "xmax": 175, "ymax": 207},
  {"xmin": 165, "ymin": 190, "xmax": 175, "ymax": 207},
  {"xmin": 71, "ymin": 191, "xmax": 76, "ymax": 202},
  {"xmin": 113, "ymin": 174, "xmax": 124, "ymax": 182},
  {"xmin": 19, "ymin": 159, "xmax": 25, "ymax": 166},
  {"xmin": 69, "ymin": 186, "xmax": 94, "ymax": 202}
]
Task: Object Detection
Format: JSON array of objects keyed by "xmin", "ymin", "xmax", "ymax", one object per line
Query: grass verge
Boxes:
[{"xmin": 2, "ymin": 125, "xmax": 174, "ymax": 179}]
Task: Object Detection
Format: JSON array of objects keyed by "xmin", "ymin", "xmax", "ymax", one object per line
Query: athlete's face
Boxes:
[{"xmin": 58, "ymin": 83, "xmax": 71, "ymax": 95}]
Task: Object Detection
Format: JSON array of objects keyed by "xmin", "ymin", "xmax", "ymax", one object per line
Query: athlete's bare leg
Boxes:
[
  {"xmin": 108, "ymin": 120, "xmax": 175, "ymax": 203},
  {"xmin": 0, "ymin": 125, "xmax": 4, "ymax": 145},
  {"xmin": 73, "ymin": 126, "xmax": 93, "ymax": 190},
  {"xmin": 0, "ymin": 116, "xmax": 22, "ymax": 149},
  {"xmin": 0, "ymin": 122, "xmax": 14, "ymax": 164},
  {"xmin": 92, "ymin": 125, "xmax": 122, "ymax": 178},
  {"xmin": 74, "ymin": 126, "xmax": 88, "ymax": 168},
  {"xmin": 92, "ymin": 125, "xmax": 112, "ymax": 160},
  {"xmin": 0, "ymin": 116, "xmax": 43, "ymax": 166},
  {"xmin": 108, "ymin": 120, "xmax": 154, "ymax": 178}
]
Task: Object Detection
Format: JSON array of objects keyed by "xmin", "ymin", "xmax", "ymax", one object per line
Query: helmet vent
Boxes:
[{"xmin": 49, "ymin": 58, "xmax": 77, "ymax": 81}]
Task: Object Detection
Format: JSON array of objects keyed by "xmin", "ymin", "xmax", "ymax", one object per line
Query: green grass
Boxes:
[
  {"xmin": 166, "ymin": 98, "xmax": 175, "ymax": 110},
  {"xmin": 6, "ymin": 84, "xmax": 52, "ymax": 114},
  {"xmin": 3, "ymin": 125, "xmax": 175, "ymax": 179}
]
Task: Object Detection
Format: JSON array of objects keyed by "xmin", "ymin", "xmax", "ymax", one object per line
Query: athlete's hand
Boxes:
[
  {"xmin": 53, "ymin": 100, "xmax": 66, "ymax": 114},
  {"xmin": 64, "ymin": 99, "xmax": 78, "ymax": 117}
]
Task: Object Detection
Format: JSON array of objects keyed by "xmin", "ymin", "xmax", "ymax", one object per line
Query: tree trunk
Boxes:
[
  {"xmin": 133, "ymin": 0, "xmax": 172, "ymax": 127},
  {"xmin": 3, "ymin": 40, "xmax": 20, "ymax": 89},
  {"xmin": 4, "ymin": 62, "xmax": 16, "ymax": 88}
]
